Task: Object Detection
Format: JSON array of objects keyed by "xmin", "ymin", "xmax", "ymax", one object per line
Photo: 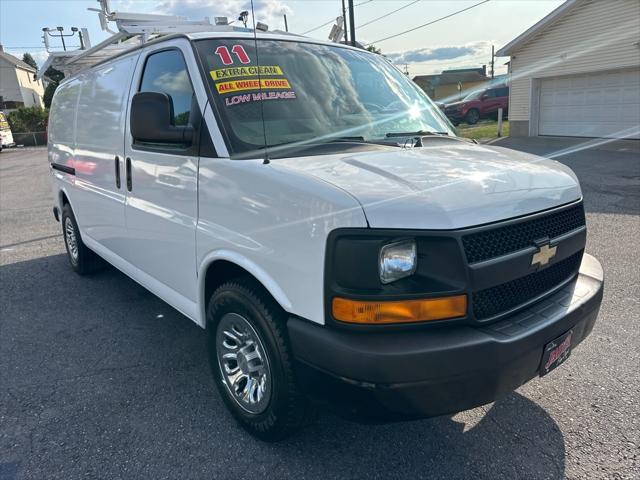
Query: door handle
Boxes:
[
  {"xmin": 125, "ymin": 157, "xmax": 132, "ymax": 192},
  {"xmin": 114, "ymin": 156, "xmax": 121, "ymax": 189}
]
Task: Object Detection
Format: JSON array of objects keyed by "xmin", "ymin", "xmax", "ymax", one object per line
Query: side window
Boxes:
[
  {"xmin": 139, "ymin": 49, "xmax": 194, "ymax": 126},
  {"xmin": 498, "ymin": 87, "xmax": 509, "ymax": 97},
  {"xmin": 485, "ymin": 89, "xmax": 496, "ymax": 98}
]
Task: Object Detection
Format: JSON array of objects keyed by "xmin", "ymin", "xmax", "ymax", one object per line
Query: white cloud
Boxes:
[
  {"xmin": 155, "ymin": 0, "xmax": 292, "ymax": 30},
  {"xmin": 10, "ymin": 50, "xmax": 50, "ymax": 68},
  {"xmin": 387, "ymin": 42, "xmax": 490, "ymax": 65},
  {"xmin": 383, "ymin": 41, "xmax": 505, "ymax": 76}
]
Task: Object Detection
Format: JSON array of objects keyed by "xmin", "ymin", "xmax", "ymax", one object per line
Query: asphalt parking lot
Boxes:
[{"xmin": 1, "ymin": 140, "xmax": 638, "ymax": 479}]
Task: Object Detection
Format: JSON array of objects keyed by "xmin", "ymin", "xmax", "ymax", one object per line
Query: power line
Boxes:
[
  {"xmin": 366, "ymin": 0, "xmax": 491, "ymax": 45},
  {"xmin": 301, "ymin": 18, "xmax": 335, "ymax": 35},
  {"xmin": 302, "ymin": 0, "xmax": 374, "ymax": 35},
  {"xmin": 357, "ymin": 0, "xmax": 421, "ymax": 29}
]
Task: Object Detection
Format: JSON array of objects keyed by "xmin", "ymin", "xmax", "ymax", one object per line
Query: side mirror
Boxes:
[
  {"xmin": 480, "ymin": 93, "xmax": 489, "ymax": 100},
  {"xmin": 130, "ymin": 92, "xmax": 194, "ymax": 145}
]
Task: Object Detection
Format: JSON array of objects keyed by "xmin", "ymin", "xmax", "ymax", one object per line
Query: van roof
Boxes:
[
  {"xmin": 44, "ymin": 30, "xmax": 366, "ymax": 85},
  {"xmin": 38, "ymin": 3, "xmax": 359, "ymax": 81},
  {"xmin": 51, "ymin": 31, "xmax": 366, "ymax": 85},
  {"xmin": 185, "ymin": 30, "xmax": 362, "ymax": 52}
]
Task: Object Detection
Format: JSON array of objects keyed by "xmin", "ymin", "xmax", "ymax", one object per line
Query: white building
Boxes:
[
  {"xmin": 0, "ymin": 45, "xmax": 46, "ymax": 110},
  {"xmin": 497, "ymin": 0, "xmax": 640, "ymax": 139}
]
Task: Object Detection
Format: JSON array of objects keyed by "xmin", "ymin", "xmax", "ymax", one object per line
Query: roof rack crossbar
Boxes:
[
  {"xmin": 36, "ymin": 0, "xmax": 250, "ymax": 80},
  {"xmin": 64, "ymin": 31, "xmax": 127, "ymax": 66}
]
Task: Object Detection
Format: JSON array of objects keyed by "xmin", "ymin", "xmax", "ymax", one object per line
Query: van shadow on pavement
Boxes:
[{"xmin": 0, "ymin": 254, "xmax": 565, "ymax": 479}]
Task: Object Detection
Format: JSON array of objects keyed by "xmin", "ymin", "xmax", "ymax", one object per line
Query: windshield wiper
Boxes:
[
  {"xmin": 328, "ymin": 136, "xmax": 366, "ymax": 142},
  {"xmin": 385, "ymin": 130, "xmax": 448, "ymax": 138},
  {"xmin": 253, "ymin": 136, "xmax": 375, "ymax": 151}
]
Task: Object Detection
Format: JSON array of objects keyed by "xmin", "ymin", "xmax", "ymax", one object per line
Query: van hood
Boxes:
[{"xmin": 271, "ymin": 141, "xmax": 582, "ymax": 230}]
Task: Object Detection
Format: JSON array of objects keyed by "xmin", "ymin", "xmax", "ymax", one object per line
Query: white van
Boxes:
[
  {"xmin": 48, "ymin": 32, "xmax": 604, "ymax": 440},
  {"xmin": 0, "ymin": 112, "xmax": 14, "ymax": 151}
]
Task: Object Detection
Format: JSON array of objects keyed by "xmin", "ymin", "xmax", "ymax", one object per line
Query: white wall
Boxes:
[
  {"xmin": 0, "ymin": 58, "xmax": 22, "ymax": 104},
  {"xmin": 507, "ymin": 0, "xmax": 640, "ymax": 122},
  {"xmin": 0, "ymin": 58, "xmax": 45, "ymax": 108},
  {"xmin": 16, "ymin": 67, "xmax": 45, "ymax": 107}
]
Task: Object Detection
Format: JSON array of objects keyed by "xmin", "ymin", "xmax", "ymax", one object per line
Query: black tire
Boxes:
[
  {"xmin": 206, "ymin": 278, "xmax": 314, "ymax": 441},
  {"xmin": 465, "ymin": 108, "xmax": 480, "ymax": 125},
  {"xmin": 61, "ymin": 204, "xmax": 102, "ymax": 274}
]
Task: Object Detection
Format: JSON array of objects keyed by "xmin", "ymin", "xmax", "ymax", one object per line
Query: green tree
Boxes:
[
  {"xmin": 45, "ymin": 66, "xmax": 64, "ymax": 83},
  {"xmin": 43, "ymin": 83, "xmax": 57, "ymax": 109},
  {"xmin": 365, "ymin": 45, "xmax": 382, "ymax": 55},
  {"xmin": 7, "ymin": 106, "xmax": 49, "ymax": 133},
  {"xmin": 21, "ymin": 52, "xmax": 38, "ymax": 70},
  {"xmin": 43, "ymin": 66, "xmax": 64, "ymax": 108}
]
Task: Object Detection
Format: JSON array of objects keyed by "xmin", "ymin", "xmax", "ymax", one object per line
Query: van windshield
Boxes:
[
  {"xmin": 463, "ymin": 90, "xmax": 484, "ymax": 101},
  {"xmin": 194, "ymin": 38, "xmax": 453, "ymax": 158}
]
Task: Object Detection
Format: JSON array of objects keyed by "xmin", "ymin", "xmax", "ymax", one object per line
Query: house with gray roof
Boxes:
[{"xmin": 0, "ymin": 45, "xmax": 45, "ymax": 111}]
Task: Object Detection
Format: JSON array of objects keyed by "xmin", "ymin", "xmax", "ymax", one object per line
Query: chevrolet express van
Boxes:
[{"xmin": 48, "ymin": 32, "xmax": 604, "ymax": 441}]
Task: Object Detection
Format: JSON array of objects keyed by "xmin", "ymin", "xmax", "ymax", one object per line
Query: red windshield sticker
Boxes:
[
  {"xmin": 216, "ymin": 78, "xmax": 291, "ymax": 94},
  {"xmin": 224, "ymin": 91, "xmax": 297, "ymax": 106},
  {"xmin": 214, "ymin": 45, "xmax": 251, "ymax": 66},
  {"xmin": 231, "ymin": 45, "xmax": 250, "ymax": 64}
]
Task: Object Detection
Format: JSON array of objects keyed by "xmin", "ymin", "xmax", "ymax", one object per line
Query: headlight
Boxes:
[{"xmin": 379, "ymin": 239, "xmax": 417, "ymax": 284}]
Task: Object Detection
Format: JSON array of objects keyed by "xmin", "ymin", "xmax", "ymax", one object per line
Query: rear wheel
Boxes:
[
  {"xmin": 465, "ymin": 108, "xmax": 480, "ymax": 125},
  {"xmin": 61, "ymin": 204, "xmax": 102, "ymax": 274},
  {"xmin": 206, "ymin": 278, "xmax": 314, "ymax": 441}
]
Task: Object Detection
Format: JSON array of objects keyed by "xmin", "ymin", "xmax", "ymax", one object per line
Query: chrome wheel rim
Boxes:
[
  {"xmin": 64, "ymin": 217, "xmax": 78, "ymax": 263},
  {"xmin": 216, "ymin": 313, "xmax": 272, "ymax": 414}
]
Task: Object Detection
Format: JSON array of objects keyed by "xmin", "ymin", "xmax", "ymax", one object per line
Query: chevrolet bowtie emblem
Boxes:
[{"xmin": 532, "ymin": 243, "xmax": 557, "ymax": 267}]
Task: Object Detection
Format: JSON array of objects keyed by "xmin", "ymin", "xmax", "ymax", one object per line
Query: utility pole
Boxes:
[
  {"xmin": 342, "ymin": 0, "xmax": 348, "ymax": 43},
  {"xmin": 490, "ymin": 44, "xmax": 495, "ymax": 79},
  {"xmin": 284, "ymin": 14, "xmax": 288, "ymax": 32},
  {"xmin": 348, "ymin": 0, "xmax": 356, "ymax": 46}
]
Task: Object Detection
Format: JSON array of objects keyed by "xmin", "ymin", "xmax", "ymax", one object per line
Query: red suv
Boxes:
[{"xmin": 444, "ymin": 86, "xmax": 509, "ymax": 125}]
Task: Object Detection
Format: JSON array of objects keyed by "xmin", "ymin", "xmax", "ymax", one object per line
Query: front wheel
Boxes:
[
  {"xmin": 206, "ymin": 278, "xmax": 314, "ymax": 441},
  {"xmin": 465, "ymin": 108, "xmax": 480, "ymax": 125}
]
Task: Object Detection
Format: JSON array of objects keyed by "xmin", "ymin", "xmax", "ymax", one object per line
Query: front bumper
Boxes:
[
  {"xmin": 288, "ymin": 254, "xmax": 603, "ymax": 419},
  {"xmin": 445, "ymin": 110, "xmax": 464, "ymax": 121}
]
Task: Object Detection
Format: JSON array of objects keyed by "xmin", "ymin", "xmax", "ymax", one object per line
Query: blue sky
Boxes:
[{"xmin": 0, "ymin": 0, "xmax": 563, "ymax": 75}]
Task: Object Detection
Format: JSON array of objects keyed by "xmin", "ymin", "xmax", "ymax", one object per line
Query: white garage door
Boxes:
[{"xmin": 538, "ymin": 69, "xmax": 640, "ymax": 139}]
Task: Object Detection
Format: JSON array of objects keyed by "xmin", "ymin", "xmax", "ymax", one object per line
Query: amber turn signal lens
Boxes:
[{"xmin": 332, "ymin": 295, "xmax": 467, "ymax": 324}]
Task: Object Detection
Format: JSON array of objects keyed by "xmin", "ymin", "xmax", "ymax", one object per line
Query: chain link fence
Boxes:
[{"xmin": 9, "ymin": 132, "xmax": 47, "ymax": 147}]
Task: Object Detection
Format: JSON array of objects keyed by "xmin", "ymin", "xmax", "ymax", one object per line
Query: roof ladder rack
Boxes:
[{"xmin": 37, "ymin": 0, "xmax": 249, "ymax": 80}]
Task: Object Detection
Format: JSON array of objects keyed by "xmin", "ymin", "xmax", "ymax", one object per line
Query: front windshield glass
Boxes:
[
  {"xmin": 195, "ymin": 38, "xmax": 454, "ymax": 157},
  {"xmin": 463, "ymin": 89, "xmax": 484, "ymax": 101}
]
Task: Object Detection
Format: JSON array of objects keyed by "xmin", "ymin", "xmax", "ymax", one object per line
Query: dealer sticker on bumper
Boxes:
[{"xmin": 540, "ymin": 330, "xmax": 573, "ymax": 376}]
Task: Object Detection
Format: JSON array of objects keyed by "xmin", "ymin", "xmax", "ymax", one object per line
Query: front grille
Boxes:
[
  {"xmin": 462, "ymin": 204, "xmax": 586, "ymax": 264},
  {"xmin": 472, "ymin": 250, "xmax": 583, "ymax": 320}
]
